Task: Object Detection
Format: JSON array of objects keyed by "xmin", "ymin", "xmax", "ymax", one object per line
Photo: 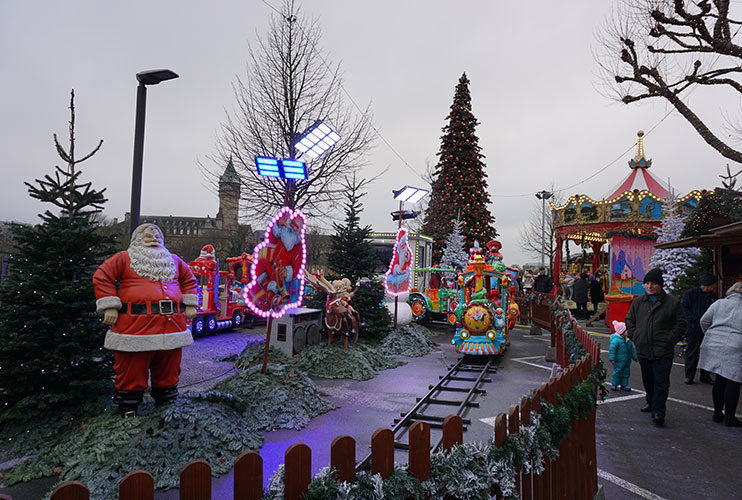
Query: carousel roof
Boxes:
[{"xmin": 603, "ymin": 131, "xmax": 669, "ymax": 200}]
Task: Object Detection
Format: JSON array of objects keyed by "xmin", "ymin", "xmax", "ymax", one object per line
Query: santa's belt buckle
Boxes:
[{"xmin": 158, "ymin": 300, "xmax": 175, "ymax": 315}]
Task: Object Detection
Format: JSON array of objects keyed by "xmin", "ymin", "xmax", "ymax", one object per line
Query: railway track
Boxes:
[{"xmin": 356, "ymin": 354, "xmax": 499, "ymax": 471}]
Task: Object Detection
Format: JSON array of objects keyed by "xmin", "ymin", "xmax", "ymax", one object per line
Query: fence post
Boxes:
[
  {"xmin": 494, "ymin": 414, "xmax": 507, "ymax": 500},
  {"xmin": 533, "ymin": 383, "xmax": 549, "ymax": 499},
  {"xmin": 180, "ymin": 460, "xmax": 211, "ymax": 500},
  {"xmin": 409, "ymin": 421, "xmax": 430, "ymax": 500},
  {"xmin": 442, "ymin": 416, "xmax": 463, "ymax": 500},
  {"xmin": 331, "ymin": 435, "xmax": 356, "ymax": 484},
  {"xmin": 441, "ymin": 415, "xmax": 463, "ymax": 451},
  {"xmin": 371, "ymin": 428, "xmax": 394, "ymax": 479},
  {"xmin": 520, "ymin": 396, "xmax": 532, "ymax": 500},
  {"xmin": 284, "ymin": 443, "xmax": 311, "ymax": 500},
  {"xmin": 50, "ymin": 482, "xmax": 89, "ymax": 500},
  {"xmin": 234, "ymin": 450, "xmax": 263, "ymax": 500},
  {"xmin": 120, "ymin": 470, "xmax": 153, "ymax": 500},
  {"xmin": 508, "ymin": 405, "xmax": 521, "ymax": 498}
]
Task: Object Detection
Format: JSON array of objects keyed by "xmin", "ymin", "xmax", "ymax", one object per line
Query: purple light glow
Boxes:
[
  {"xmin": 384, "ymin": 227, "xmax": 412, "ymax": 297},
  {"xmin": 243, "ymin": 207, "xmax": 308, "ymax": 319}
]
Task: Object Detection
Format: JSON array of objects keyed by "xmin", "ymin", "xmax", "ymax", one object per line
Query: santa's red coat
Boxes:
[{"xmin": 93, "ymin": 251, "xmax": 198, "ymax": 352}]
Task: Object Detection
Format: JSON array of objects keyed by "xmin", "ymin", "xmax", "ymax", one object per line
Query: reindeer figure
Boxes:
[{"xmin": 304, "ymin": 271, "xmax": 361, "ymax": 349}]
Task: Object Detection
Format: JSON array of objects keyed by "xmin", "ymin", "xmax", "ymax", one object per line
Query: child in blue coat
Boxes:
[{"xmin": 609, "ymin": 320, "xmax": 638, "ymax": 391}]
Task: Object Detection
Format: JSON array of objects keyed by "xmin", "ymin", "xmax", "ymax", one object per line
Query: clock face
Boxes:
[{"xmin": 463, "ymin": 303, "xmax": 493, "ymax": 334}]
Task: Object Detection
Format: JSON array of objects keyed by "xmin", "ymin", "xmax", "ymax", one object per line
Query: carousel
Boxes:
[{"xmin": 551, "ymin": 131, "xmax": 705, "ymax": 323}]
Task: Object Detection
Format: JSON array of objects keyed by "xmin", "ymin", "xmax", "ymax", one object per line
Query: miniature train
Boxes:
[
  {"xmin": 450, "ymin": 245, "xmax": 519, "ymax": 356},
  {"xmin": 186, "ymin": 248, "xmax": 252, "ymax": 336}
]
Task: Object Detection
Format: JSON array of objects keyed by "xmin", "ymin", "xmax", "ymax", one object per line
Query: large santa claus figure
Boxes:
[{"xmin": 93, "ymin": 223, "xmax": 198, "ymax": 416}]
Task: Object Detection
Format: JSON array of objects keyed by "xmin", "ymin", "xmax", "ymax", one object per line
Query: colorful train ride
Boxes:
[{"xmin": 450, "ymin": 247, "xmax": 519, "ymax": 356}]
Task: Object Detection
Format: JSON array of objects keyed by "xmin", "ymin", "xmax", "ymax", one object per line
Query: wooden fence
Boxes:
[{"xmin": 1, "ymin": 293, "xmax": 601, "ymax": 500}]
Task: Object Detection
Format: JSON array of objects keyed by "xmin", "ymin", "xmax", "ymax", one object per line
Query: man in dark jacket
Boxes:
[
  {"xmin": 573, "ymin": 273, "xmax": 590, "ymax": 320},
  {"xmin": 626, "ymin": 268, "xmax": 686, "ymax": 426},
  {"xmin": 681, "ymin": 273, "xmax": 718, "ymax": 385},
  {"xmin": 533, "ymin": 267, "xmax": 553, "ymax": 294}
]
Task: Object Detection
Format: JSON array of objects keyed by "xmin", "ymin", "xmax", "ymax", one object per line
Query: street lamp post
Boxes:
[
  {"xmin": 535, "ymin": 190, "xmax": 553, "ymax": 268},
  {"xmin": 129, "ymin": 69, "xmax": 179, "ymax": 236}
]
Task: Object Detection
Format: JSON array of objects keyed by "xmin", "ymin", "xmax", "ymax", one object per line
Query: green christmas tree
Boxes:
[
  {"xmin": 318, "ymin": 174, "xmax": 391, "ymax": 340},
  {"xmin": 0, "ymin": 91, "xmax": 116, "ymax": 418},
  {"xmin": 327, "ymin": 174, "xmax": 379, "ymax": 282},
  {"xmin": 422, "ymin": 73, "xmax": 497, "ymax": 263}
]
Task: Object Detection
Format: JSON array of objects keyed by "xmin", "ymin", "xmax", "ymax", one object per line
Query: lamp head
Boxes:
[{"xmin": 136, "ymin": 69, "xmax": 179, "ymax": 85}]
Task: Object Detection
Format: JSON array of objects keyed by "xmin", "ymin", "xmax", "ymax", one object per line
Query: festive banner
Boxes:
[
  {"xmin": 385, "ymin": 228, "xmax": 412, "ymax": 295},
  {"xmin": 245, "ymin": 207, "xmax": 307, "ymax": 318}
]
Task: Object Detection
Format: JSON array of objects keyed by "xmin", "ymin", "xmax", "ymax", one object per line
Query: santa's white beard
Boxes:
[{"xmin": 128, "ymin": 243, "xmax": 176, "ymax": 281}]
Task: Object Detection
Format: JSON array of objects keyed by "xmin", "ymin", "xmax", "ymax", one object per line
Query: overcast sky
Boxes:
[{"xmin": 1, "ymin": 1, "xmax": 733, "ymax": 266}]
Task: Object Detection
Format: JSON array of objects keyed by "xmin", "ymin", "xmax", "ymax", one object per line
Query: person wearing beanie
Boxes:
[
  {"xmin": 681, "ymin": 273, "xmax": 718, "ymax": 384},
  {"xmin": 626, "ymin": 268, "xmax": 686, "ymax": 426},
  {"xmin": 609, "ymin": 321, "xmax": 638, "ymax": 391}
]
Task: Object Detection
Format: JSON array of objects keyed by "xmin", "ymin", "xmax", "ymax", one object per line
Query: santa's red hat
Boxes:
[{"xmin": 200, "ymin": 245, "xmax": 215, "ymax": 259}]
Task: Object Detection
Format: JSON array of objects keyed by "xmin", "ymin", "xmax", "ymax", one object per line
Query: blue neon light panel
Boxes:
[
  {"xmin": 255, "ymin": 157, "xmax": 281, "ymax": 177},
  {"xmin": 280, "ymin": 159, "xmax": 307, "ymax": 180}
]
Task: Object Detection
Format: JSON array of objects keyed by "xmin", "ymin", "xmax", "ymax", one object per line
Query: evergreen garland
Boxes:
[
  {"xmin": 422, "ymin": 73, "xmax": 497, "ymax": 263},
  {"xmin": 379, "ymin": 326, "xmax": 439, "ymax": 357},
  {"xmin": 4, "ymin": 363, "xmax": 335, "ymax": 499}
]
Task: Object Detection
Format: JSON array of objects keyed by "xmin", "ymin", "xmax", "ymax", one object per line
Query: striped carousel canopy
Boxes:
[{"xmin": 603, "ymin": 130, "xmax": 669, "ymax": 201}]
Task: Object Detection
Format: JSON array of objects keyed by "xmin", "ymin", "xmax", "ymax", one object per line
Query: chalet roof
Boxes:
[{"xmin": 654, "ymin": 221, "xmax": 742, "ymax": 249}]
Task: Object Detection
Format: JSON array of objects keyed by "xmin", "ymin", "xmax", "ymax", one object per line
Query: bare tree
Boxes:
[
  {"xmin": 597, "ymin": 0, "xmax": 742, "ymax": 164},
  {"xmin": 519, "ymin": 186, "xmax": 563, "ymax": 270},
  {"xmin": 211, "ymin": 0, "xmax": 375, "ymax": 224}
]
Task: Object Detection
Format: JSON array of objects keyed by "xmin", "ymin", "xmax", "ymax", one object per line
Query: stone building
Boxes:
[{"xmin": 123, "ymin": 160, "xmax": 254, "ymax": 262}]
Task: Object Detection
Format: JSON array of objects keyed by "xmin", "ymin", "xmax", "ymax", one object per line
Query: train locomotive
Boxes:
[{"xmin": 450, "ymin": 243, "xmax": 519, "ymax": 356}]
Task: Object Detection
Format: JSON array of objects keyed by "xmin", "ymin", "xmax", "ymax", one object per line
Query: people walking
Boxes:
[
  {"xmin": 626, "ymin": 268, "xmax": 686, "ymax": 426},
  {"xmin": 533, "ymin": 267, "xmax": 553, "ymax": 294},
  {"xmin": 698, "ymin": 281, "xmax": 742, "ymax": 427},
  {"xmin": 573, "ymin": 272, "xmax": 590, "ymax": 320},
  {"xmin": 681, "ymin": 273, "xmax": 718, "ymax": 384},
  {"xmin": 609, "ymin": 320, "xmax": 638, "ymax": 391},
  {"xmin": 588, "ymin": 274, "xmax": 605, "ymax": 319}
]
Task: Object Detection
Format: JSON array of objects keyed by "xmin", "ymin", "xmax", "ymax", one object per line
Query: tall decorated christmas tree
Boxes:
[
  {"xmin": 649, "ymin": 190, "xmax": 700, "ymax": 292},
  {"xmin": 422, "ymin": 73, "xmax": 497, "ymax": 263},
  {"xmin": 439, "ymin": 217, "xmax": 469, "ymax": 278},
  {"xmin": 0, "ymin": 91, "xmax": 116, "ymax": 417}
]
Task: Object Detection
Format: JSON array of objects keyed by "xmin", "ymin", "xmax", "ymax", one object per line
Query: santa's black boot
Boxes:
[
  {"xmin": 151, "ymin": 385, "xmax": 179, "ymax": 406},
  {"xmin": 114, "ymin": 390, "xmax": 144, "ymax": 418}
]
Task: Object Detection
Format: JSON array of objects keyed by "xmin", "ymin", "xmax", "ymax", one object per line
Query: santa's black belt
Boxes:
[{"xmin": 121, "ymin": 301, "xmax": 186, "ymax": 315}]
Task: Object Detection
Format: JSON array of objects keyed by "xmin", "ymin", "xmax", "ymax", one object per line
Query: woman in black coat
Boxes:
[
  {"xmin": 573, "ymin": 272, "xmax": 590, "ymax": 320},
  {"xmin": 589, "ymin": 275, "xmax": 605, "ymax": 319}
]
